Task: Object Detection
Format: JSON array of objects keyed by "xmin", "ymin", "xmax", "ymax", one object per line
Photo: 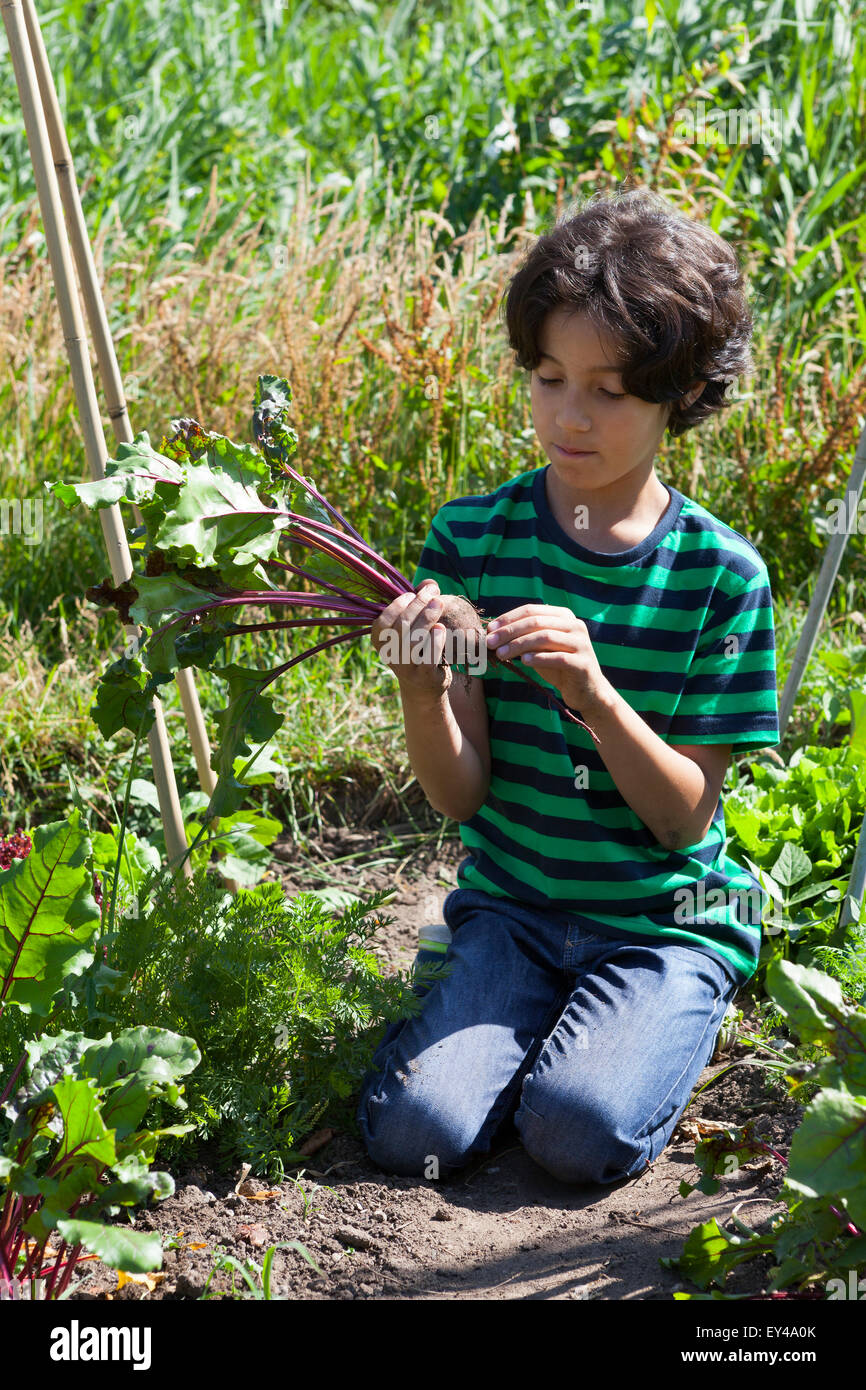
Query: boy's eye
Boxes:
[{"xmin": 537, "ymin": 377, "xmax": 624, "ymax": 398}]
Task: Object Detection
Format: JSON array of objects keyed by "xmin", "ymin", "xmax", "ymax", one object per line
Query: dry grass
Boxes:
[
  {"xmin": 3, "ymin": 153, "xmax": 864, "ymax": 578},
  {"xmin": 0, "ymin": 161, "xmax": 540, "ymax": 536}
]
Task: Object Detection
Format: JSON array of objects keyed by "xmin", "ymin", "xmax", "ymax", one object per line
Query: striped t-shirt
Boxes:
[{"xmin": 411, "ymin": 465, "xmax": 780, "ymax": 987}]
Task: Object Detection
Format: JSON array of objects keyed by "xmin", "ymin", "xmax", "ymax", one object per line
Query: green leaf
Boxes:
[
  {"xmin": 208, "ymin": 665, "xmax": 284, "ymax": 817},
  {"xmin": 160, "ymin": 424, "xmax": 275, "ymax": 491},
  {"xmin": 25, "ymin": 1166, "xmax": 97, "ymax": 1242},
  {"xmin": 56, "ymin": 1217, "xmax": 164, "ymax": 1273},
  {"xmin": 783, "ymin": 877, "xmax": 844, "ymax": 907},
  {"xmin": 230, "ymin": 742, "xmax": 285, "ymax": 785},
  {"xmin": 47, "ymin": 435, "xmax": 186, "ymax": 513},
  {"xmin": 81, "ymin": 1027, "xmax": 201, "ymax": 1089},
  {"xmin": 90, "ymin": 655, "xmax": 162, "ymax": 740},
  {"xmin": 6, "ymin": 1032, "xmax": 100, "ymax": 1119},
  {"xmin": 153, "ymin": 460, "xmax": 288, "ymax": 578},
  {"xmin": 766, "ymin": 958, "xmax": 847, "ymax": 1046},
  {"xmin": 128, "ymin": 573, "xmax": 230, "ymax": 674},
  {"xmin": 785, "ymin": 1089, "xmax": 866, "ymax": 1198},
  {"xmin": 0, "ymin": 813, "xmax": 101, "ymax": 1017},
  {"xmin": 206, "ymin": 811, "xmax": 282, "ymax": 886},
  {"xmin": 306, "ymin": 886, "xmax": 363, "ymax": 911},
  {"xmin": 670, "ymin": 1218, "xmax": 746, "ymax": 1290},
  {"xmin": 771, "ymin": 841, "xmax": 813, "ymax": 888},
  {"xmin": 724, "ymin": 803, "xmax": 763, "ymax": 851},
  {"xmin": 841, "ymin": 1187, "xmax": 866, "ymax": 1230},
  {"xmin": 849, "ymin": 691, "xmax": 866, "ymax": 753},
  {"xmin": 90, "ymin": 826, "xmax": 161, "ymax": 895},
  {"xmin": 51, "ymin": 1075, "xmax": 117, "ymax": 1169},
  {"xmin": 252, "ymin": 374, "xmax": 300, "ymax": 478},
  {"xmin": 98, "ymin": 1158, "xmax": 175, "ymax": 1208},
  {"xmin": 175, "ymin": 614, "xmax": 238, "ymax": 669}
]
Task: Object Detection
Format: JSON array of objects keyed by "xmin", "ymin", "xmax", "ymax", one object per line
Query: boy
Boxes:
[{"xmin": 356, "ymin": 186, "xmax": 780, "ymax": 1185}]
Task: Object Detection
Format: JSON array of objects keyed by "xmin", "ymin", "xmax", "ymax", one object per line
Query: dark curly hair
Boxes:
[{"xmin": 500, "ymin": 185, "xmax": 754, "ymax": 437}]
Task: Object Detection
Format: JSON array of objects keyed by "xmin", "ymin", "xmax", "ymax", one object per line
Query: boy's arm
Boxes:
[
  {"xmin": 582, "ymin": 684, "xmax": 731, "ymax": 850},
  {"xmin": 400, "ymin": 675, "xmax": 490, "ymax": 822},
  {"xmin": 668, "ymin": 742, "xmax": 733, "ymax": 833},
  {"xmin": 371, "ymin": 579, "xmax": 491, "ymax": 823},
  {"xmin": 485, "ymin": 599, "xmax": 764, "ymax": 852}
]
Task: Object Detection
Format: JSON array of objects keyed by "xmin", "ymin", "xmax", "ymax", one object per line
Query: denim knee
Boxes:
[
  {"xmin": 357, "ymin": 1061, "xmax": 479, "ymax": 1178},
  {"xmin": 514, "ymin": 1079, "xmax": 646, "ymax": 1185}
]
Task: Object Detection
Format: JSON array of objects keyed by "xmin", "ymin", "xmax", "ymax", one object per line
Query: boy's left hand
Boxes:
[{"xmin": 485, "ymin": 605, "xmax": 613, "ymax": 715}]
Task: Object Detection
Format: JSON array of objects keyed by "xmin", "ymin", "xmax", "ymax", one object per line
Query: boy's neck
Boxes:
[{"xmin": 543, "ymin": 465, "xmax": 672, "ymax": 554}]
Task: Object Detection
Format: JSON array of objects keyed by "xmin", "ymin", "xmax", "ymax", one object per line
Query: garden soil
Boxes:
[{"xmin": 74, "ymin": 824, "xmax": 802, "ymax": 1303}]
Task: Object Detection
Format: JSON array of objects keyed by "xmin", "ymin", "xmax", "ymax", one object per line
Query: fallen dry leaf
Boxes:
[
  {"xmin": 673, "ymin": 1117, "xmax": 734, "ymax": 1143},
  {"xmin": 237, "ymin": 1223, "xmax": 270, "ymax": 1249},
  {"xmin": 116, "ymin": 1270, "xmax": 165, "ymax": 1293},
  {"xmin": 297, "ymin": 1127, "xmax": 337, "ymax": 1156}
]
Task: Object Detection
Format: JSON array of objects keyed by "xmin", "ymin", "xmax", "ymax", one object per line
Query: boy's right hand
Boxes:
[{"xmin": 371, "ymin": 579, "xmax": 452, "ymax": 698}]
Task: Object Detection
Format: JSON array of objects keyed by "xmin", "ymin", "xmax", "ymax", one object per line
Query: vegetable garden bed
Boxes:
[{"xmin": 62, "ymin": 826, "xmax": 802, "ymax": 1303}]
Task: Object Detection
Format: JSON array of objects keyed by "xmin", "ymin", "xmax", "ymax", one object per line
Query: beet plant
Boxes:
[
  {"xmin": 0, "ymin": 815, "xmax": 200, "ymax": 1299},
  {"xmin": 47, "ymin": 374, "xmax": 597, "ymax": 826}
]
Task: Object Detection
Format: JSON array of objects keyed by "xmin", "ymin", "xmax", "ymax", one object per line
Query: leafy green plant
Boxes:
[
  {"xmin": 727, "ymin": 746, "xmax": 866, "ymax": 883},
  {"xmin": 0, "ymin": 814, "xmax": 200, "ymax": 1299},
  {"xmin": 48, "ymin": 866, "xmax": 444, "ymax": 1180},
  {"xmin": 725, "ymin": 745, "xmax": 866, "ymax": 983},
  {"xmin": 666, "ymin": 959, "xmax": 866, "ymax": 1299}
]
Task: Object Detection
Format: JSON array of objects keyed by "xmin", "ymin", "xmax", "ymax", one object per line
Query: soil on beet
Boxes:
[{"xmin": 70, "ymin": 820, "xmax": 802, "ymax": 1303}]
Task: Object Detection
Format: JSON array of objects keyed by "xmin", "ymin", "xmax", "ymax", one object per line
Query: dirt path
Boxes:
[{"xmin": 74, "ymin": 823, "xmax": 801, "ymax": 1302}]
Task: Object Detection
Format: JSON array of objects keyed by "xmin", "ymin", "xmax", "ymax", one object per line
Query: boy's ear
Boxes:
[{"xmin": 680, "ymin": 380, "xmax": 707, "ymax": 408}]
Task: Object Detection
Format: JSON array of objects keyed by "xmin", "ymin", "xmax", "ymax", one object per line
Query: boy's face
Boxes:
[{"xmin": 529, "ymin": 307, "xmax": 673, "ymax": 499}]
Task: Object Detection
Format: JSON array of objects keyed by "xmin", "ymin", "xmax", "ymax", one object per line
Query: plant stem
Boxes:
[{"xmin": 0, "ymin": 1051, "xmax": 26, "ymax": 1108}]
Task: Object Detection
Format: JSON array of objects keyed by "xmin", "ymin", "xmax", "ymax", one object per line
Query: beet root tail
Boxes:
[{"xmin": 489, "ymin": 652, "xmax": 600, "ymax": 744}]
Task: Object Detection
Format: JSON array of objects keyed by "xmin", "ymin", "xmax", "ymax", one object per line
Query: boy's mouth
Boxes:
[{"xmin": 555, "ymin": 444, "xmax": 596, "ymax": 456}]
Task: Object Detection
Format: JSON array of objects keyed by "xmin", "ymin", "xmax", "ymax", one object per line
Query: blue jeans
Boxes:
[{"xmin": 356, "ymin": 887, "xmax": 739, "ymax": 1185}]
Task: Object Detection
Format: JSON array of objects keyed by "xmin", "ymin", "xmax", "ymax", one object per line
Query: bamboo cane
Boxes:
[
  {"xmin": 20, "ymin": 0, "xmax": 235, "ymax": 859},
  {"xmin": 1, "ymin": 0, "xmax": 191, "ymax": 875},
  {"xmin": 778, "ymin": 421, "xmax": 866, "ymax": 738},
  {"xmin": 19, "ymin": 0, "xmax": 220, "ymax": 808}
]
